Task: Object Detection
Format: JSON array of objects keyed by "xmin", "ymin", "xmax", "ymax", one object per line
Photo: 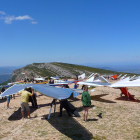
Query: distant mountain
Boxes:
[
  {"xmin": 10, "ymin": 62, "xmax": 136, "ymax": 83},
  {"xmin": 1, "ymin": 62, "xmax": 138, "ymax": 85}
]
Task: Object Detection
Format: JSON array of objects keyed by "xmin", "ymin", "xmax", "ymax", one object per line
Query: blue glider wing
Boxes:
[{"xmin": 0, "ymin": 84, "xmax": 80, "ymax": 100}]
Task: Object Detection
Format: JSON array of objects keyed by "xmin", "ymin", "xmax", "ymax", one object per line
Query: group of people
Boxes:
[
  {"xmin": 17, "ymin": 87, "xmax": 39, "ymax": 119},
  {"xmin": 58, "ymin": 83, "xmax": 91, "ymax": 122},
  {"xmin": 1, "ymin": 80, "xmax": 91, "ymax": 121},
  {"xmin": 17, "ymin": 83, "xmax": 91, "ymax": 121}
]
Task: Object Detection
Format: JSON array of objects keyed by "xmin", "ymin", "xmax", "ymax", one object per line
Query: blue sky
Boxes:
[{"xmin": 0, "ymin": 0, "xmax": 140, "ymax": 66}]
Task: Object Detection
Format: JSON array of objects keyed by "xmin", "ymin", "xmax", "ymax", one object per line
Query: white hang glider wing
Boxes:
[
  {"xmin": 34, "ymin": 77, "xmax": 45, "ymax": 81},
  {"xmin": 50, "ymin": 77, "xmax": 59, "ymax": 80},
  {"xmin": 117, "ymin": 74, "xmax": 122, "ymax": 79},
  {"xmin": 78, "ymin": 73, "xmax": 85, "ymax": 79},
  {"xmin": 86, "ymin": 73, "xmax": 98, "ymax": 82},
  {"xmin": 120, "ymin": 74, "xmax": 127, "ymax": 80},
  {"xmin": 77, "ymin": 76, "xmax": 111, "ymax": 87},
  {"xmin": 110, "ymin": 78, "xmax": 140, "ymax": 88}
]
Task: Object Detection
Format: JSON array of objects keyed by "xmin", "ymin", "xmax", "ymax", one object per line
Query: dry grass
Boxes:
[{"xmin": 0, "ymin": 80, "xmax": 140, "ymax": 140}]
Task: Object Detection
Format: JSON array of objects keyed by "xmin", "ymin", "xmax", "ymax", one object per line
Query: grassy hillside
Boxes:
[
  {"xmin": 0, "ymin": 62, "xmax": 138, "ymax": 85},
  {"xmin": 51, "ymin": 62, "xmax": 137, "ymax": 76}
]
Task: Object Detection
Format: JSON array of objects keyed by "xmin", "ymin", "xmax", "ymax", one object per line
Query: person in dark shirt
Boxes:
[
  {"xmin": 58, "ymin": 99, "xmax": 76, "ymax": 117},
  {"xmin": 26, "ymin": 87, "xmax": 39, "ymax": 108}
]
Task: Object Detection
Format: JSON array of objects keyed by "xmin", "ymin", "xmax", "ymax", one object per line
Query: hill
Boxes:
[{"xmin": 8, "ymin": 62, "xmax": 137, "ymax": 83}]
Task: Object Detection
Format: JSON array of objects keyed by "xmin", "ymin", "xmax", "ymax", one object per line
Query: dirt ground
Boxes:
[{"xmin": 0, "ymin": 79, "xmax": 140, "ymax": 140}]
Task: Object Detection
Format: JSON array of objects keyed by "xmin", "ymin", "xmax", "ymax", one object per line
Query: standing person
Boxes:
[
  {"xmin": 74, "ymin": 83, "xmax": 78, "ymax": 89},
  {"xmin": 81, "ymin": 86, "xmax": 91, "ymax": 122},
  {"xmin": 17, "ymin": 88, "xmax": 34, "ymax": 119},
  {"xmin": 76, "ymin": 75, "xmax": 78, "ymax": 80},
  {"xmin": 6, "ymin": 95, "xmax": 10, "ymax": 109},
  {"xmin": 27, "ymin": 87, "xmax": 39, "ymax": 108}
]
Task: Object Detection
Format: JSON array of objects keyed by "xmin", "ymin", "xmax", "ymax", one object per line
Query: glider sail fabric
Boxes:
[
  {"xmin": 0, "ymin": 84, "xmax": 34, "ymax": 97},
  {"xmin": 78, "ymin": 73, "xmax": 85, "ymax": 79},
  {"xmin": 0, "ymin": 84, "xmax": 80, "ymax": 100},
  {"xmin": 110, "ymin": 79, "xmax": 140, "ymax": 87},
  {"xmin": 34, "ymin": 77, "xmax": 45, "ymax": 81},
  {"xmin": 77, "ymin": 76, "xmax": 111, "ymax": 87},
  {"xmin": 77, "ymin": 81, "xmax": 111, "ymax": 86},
  {"xmin": 32, "ymin": 84, "xmax": 80, "ymax": 100}
]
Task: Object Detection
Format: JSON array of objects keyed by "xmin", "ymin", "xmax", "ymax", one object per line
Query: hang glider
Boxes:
[
  {"xmin": 86, "ymin": 73, "xmax": 98, "ymax": 82},
  {"xmin": 78, "ymin": 73, "xmax": 85, "ymax": 79},
  {"xmin": 0, "ymin": 84, "xmax": 81, "ymax": 119},
  {"xmin": 117, "ymin": 74, "xmax": 122, "ymax": 79},
  {"xmin": 110, "ymin": 78, "xmax": 140, "ymax": 88},
  {"xmin": 109, "ymin": 74, "xmax": 117, "ymax": 80},
  {"xmin": 50, "ymin": 76, "xmax": 59, "ymax": 80},
  {"xmin": 0, "ymin": 84, "xmax": 80, "ymax": 100},
  {"xmin": 110, "ymin": 77, "xmax": 140, "ymax": 100},
  {"xmin": 120, "ymin": 74, "xmax": 127, "ymax": 80},
  {"xmin": 34, "ymin": 77, "xmax": 45, "ymax": 81},
  {"xmin": 77, "ymin": 76, "xmax": 111, "ymax": 87}
]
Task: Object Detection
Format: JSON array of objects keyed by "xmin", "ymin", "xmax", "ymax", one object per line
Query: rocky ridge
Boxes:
[{"xmin": 10, "ymin": 62, "xmax": 130, "ymax": 82}]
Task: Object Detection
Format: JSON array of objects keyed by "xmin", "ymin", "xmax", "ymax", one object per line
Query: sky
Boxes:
[{"xmin": 0, "ymin": 0, "xmax": 140, "ymax": 67}]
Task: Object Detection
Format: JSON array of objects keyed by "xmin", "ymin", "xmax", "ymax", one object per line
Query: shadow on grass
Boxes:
[
  {"xmin": 8, "ymin": 103, "xmax": 52, "ymax": 121},
  {"xmin": 70, "ymin": 97, "xmax": 81, "ymax": 102},
  {"xmin": 116, "ymin": 96, "xmax": 140, "ymax": 103},
  {"xmin": 91, "ymin": 94, "xmax": 116, "ymax": 103},
  {"xmin": 88, "ymin": 118, "xmax": 98, "ymax": 121},
  {"xmin": 43, "ymin": 111, "xmax": 93, "ymax": 140}
]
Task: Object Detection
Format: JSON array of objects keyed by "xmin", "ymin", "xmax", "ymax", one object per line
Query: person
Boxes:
[
  {"xmin": 63, "ymin": 84, "xmax": 69, "ymax": 88},
  {"xmin": 58, "ymin": 99, "xmax": 76, "ymax": 117},
  {"xmin": 6, "ymin": 95, "xmax": 10, "ymax": 109},
  {"xmin": 81, "ymin": 85, "xmax": 85, "ymax": 90},
  {"xmin": 17, "ymin": 88, "xmax": 34, "ymax": 119},
  {"xmin": 120, "ymin": 87, "xmax": 130, "ymax": 100},
  {"xmin": 51, "ymin": 79, "xmax": 54, "ymax": 84},
  {"xmin": 32, "ymin": 77, "xmax": 34, "ymax": 83},
  {"xmin": 76, "ymin": 75, "xmax": 78, "ymax": 80},
  {"xmin": 74, "ymin": 83, "xmax": 78, "ymax": 89},
  {"xmin": 49, "ymin": 79, "xmax": 51, "ymax": 84},
  {"xmin": 81, "ymin": 86, "xmax": 91, "ymax": 121},
  {"xmin": 27, "ymin": 87, "xmax": 39, "ymax": 108}
]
